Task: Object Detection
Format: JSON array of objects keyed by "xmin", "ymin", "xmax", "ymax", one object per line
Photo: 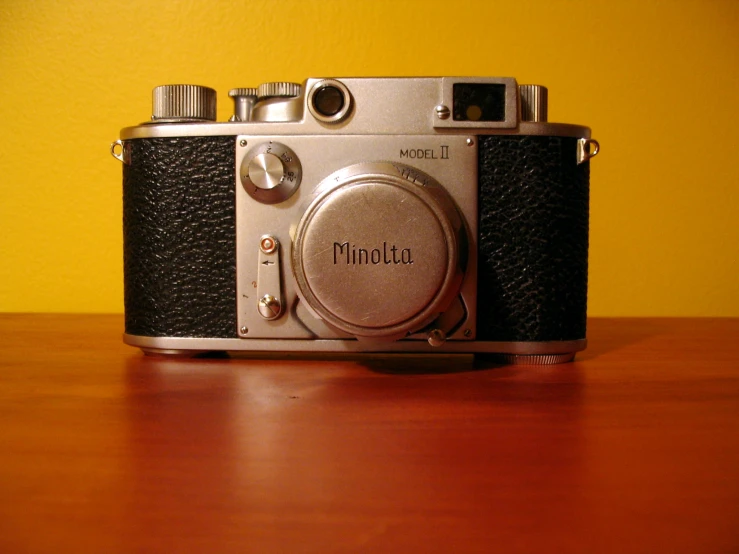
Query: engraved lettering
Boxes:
[
  {"xmin": 399, "ymin": 146, "xmax": 450, "ymax": 160},
  {"xmin": 334, "ymin": 241, "xmax": 349, "ymax": 264},
  {"xmin": 332, "ymin": 241, "xmax": 413, "ymax": 266}
]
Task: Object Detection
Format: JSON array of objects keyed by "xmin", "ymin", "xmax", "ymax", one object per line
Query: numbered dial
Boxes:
[{"xmin": 240, "ymin": 141, "xmax": 302, "ymax": 204}]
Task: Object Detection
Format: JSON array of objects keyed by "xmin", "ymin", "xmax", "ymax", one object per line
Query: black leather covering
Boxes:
[
  {"xmin": 477, "ymin": 136, "xmax": 589, "ymax": 341},
  {"xmin": 123, "ymin": 136, "xmax": 237, "ymax": 338},
  {"xmin": 122, "ymin": 134, "xmax": 588, "ymax": 342}
]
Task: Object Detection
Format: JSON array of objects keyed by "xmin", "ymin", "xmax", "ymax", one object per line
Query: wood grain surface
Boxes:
[{"xmin": 0, "ymin": 315, "xmax": 738, "ymax": 553}]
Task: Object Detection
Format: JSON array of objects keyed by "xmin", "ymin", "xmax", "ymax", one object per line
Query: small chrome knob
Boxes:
[
  {"xmin": 248, "ymin": 153, "xmax": 285, "ymax": 191},
  {"xmin": 519, "ymin": 85, "xmax": 548, "ymax": 123},
  {"xmin": 229, "ymin": 88, "xmax": 258, "ymax": 122},
  {"xmin": 152, "ymin": 85, "xmax": 216, "ymax": 121},
  {"xmin": 258, "ymin": 294, "xmax": 282, "ymax": 320},
  {"xmin": 427, "ymin": 329, "xmax": 447, "ymax": 347},
  {"xmin": 239, "ymin": 141, "xmax": 302, "ymax": 204},
  {"xmin": 257, "ymin": 82, "xmax": 302, "ymax": 99}
]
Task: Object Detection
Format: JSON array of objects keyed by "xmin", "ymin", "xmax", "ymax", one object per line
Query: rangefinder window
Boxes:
[{"xmin": 452, "ymin": 83, "xmax": 506, "ymax": 122}]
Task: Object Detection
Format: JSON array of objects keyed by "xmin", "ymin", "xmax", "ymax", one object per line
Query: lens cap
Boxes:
[{"xmin": 292, "ymin": 162, "xmax": 464, "ymax": 340}]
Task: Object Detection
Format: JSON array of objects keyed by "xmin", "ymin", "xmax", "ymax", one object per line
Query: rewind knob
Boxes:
[{"xmin": 151, "ymin": 84, "xmax": 216, "ymax": 122}]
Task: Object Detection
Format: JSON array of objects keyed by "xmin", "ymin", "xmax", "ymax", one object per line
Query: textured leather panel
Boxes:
[
  {"xmin": 123, "ymin": 136, "xmax": 237, "ymax": 338},
  {"xmin": 477, "ymin": 136, "xmax": 589, "ymax": 341}
]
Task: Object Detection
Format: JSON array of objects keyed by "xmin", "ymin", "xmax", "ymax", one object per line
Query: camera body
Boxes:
[{"xmin": 114, "ymin": 77, "xmax": 598, "ymax": 363}]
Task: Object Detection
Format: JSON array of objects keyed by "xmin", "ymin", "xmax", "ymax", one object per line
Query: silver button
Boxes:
[
  {"xmin": 248, "ymin": 153, "xmax": 285, "ymax": 191},
  {"xmin": 258, "ymin": 294, "xmax": 282, "ymax": 320},
  {"xmin": 427, "ymin": 329, "xmax": 447, "ymax": 347}
]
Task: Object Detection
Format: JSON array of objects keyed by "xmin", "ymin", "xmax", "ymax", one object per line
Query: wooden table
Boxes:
[{"xmin": 0, "ymin": 315, "xmax": 737, "ymax": 553}]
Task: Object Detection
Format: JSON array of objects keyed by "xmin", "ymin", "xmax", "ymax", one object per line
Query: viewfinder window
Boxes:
[{"xmin": 452, "ymin": 83, "xmax": 506, "ymax": 122}]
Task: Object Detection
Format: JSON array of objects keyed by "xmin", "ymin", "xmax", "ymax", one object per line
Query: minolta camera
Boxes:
[{"xmin": 112, "ymin": 77, "xmax": 599, "ymax": 363}]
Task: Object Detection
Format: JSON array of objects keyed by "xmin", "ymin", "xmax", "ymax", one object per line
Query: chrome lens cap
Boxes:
[{"xmin": 292, "ymin": 162, "xmax": 465, "ymax": 340}]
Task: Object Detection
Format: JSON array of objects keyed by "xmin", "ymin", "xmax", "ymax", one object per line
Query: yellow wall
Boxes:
[{"xmin": 1, "ymin": 0, "xmax": 737, "ymax": 316}]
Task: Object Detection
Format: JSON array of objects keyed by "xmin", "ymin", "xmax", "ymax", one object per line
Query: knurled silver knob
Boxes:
[
  {"xmin": 519, "ymin": 84, "xmax": 548, "ymax": 123},
  {"xmin": 257, "ymin": 82, "xmax": 302, "ymax": 99},
  {"xmin": 152, "ymin": 85, "xmax": 217, "ymax": 121},
  {"xmin": 229, "ymin": 87, "xmax": 258, "ymax": 97}
]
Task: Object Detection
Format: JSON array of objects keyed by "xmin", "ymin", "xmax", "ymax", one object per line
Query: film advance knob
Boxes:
[
  {"xmin": 251, "ymin": 82, "xmax": 303, "ymax": 123},
  {"xmin": 257, "ymin": 82, "xmax": 302, "ymax": 99},
  {"xmin": 152, "ymin": 84, "xmax": 217, "ymax": 121}
]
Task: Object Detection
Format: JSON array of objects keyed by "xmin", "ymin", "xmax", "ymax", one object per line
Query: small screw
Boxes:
[
  {"xmin": 435, "ymin": 105, "xmax": 450, "ymax": 120},
  {"xmin": 240, "ymin": 139, "xmax": 247, "ymax": 147},
  {"xmin": 464, "ymin": 329, "xmax": 472, "ymax": 337},
  {"xmin": 240, "ymin": 326, "xmax": 248, "ymax": 335},
  {"xmin": 466, "ymin": 138, "xmax": 475, "ymax": 146}
]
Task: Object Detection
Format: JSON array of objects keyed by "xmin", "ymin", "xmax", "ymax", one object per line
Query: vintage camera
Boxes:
[{"xmin": 111, "ymin": 77, "xmax": 599, "ymax": 363}]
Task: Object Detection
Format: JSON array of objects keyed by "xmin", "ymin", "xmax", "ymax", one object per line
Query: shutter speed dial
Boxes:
[{"xmin": 240, "ymin": 141, "xmax": 302, "ymax": 204}]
